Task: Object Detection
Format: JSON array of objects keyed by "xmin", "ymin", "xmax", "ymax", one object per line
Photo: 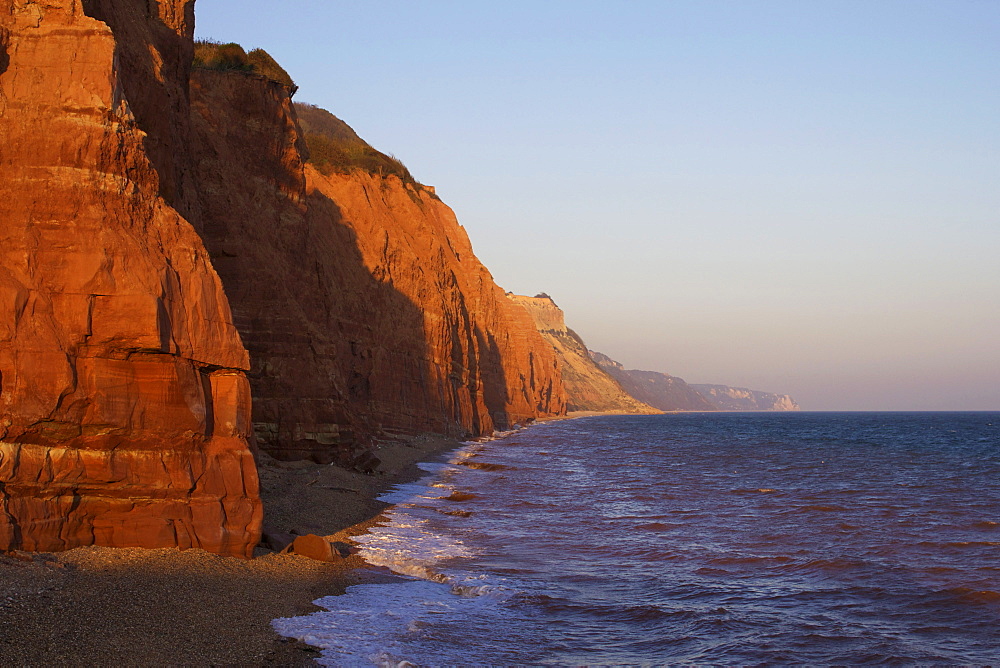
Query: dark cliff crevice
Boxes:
[
  {"xmin": 0, "ymin": 30, "xmax": 9, "ymax": 76},
  {"xmin": 477, "ymin": 328, "xmax": 510, "ymax": 430},
  {"xmin": 0, "ymin": 479, "xmax": 22, "ymax": 550},
  {"xmin": 200, "ymin": 371, "xmax": 215, "ymax": 440}
]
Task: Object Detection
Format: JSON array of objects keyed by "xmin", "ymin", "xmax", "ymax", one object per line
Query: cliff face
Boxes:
[
  {"xmin": 0, "ymin": 2, "xmax": 564, "ymax": 556},
  {"xmin": 590, "ymin": 352, "xmax": 717, "ymax": 412},
  {"xmin": 509, "ymin": 295, "xmax": 657, "ymax": 414},
  {"xmin": 691, "ymin": 384, "xmax": 801, "ymax": 411},
  {"xmin": 0, "ymin": 1, "xmax": 261, "ymax": 556},
  {"xmin": 306, "ymin": 171, "xmax": 567, "ymax": 436},
  {"xmin": 188, "ymin": 76, "xmax": 565, "ymax": 463}
]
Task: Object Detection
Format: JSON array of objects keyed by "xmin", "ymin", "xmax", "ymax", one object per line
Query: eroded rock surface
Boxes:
[{"xmin": 0, "ymin": 0, "xmax": 260, "ymax": 557}]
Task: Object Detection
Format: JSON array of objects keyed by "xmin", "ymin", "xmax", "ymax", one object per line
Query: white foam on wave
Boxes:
[
  {"xmin": 273, "ymin": 579, "xmax": 502, "ymax": 667},
  {"xmin": 375, "ymin": 442, "xmax": 483, "ymax": 504},
  {"xmin": 353, "ymin": 513, "xmax": 473, "ymax": 581},
  {"xmin": 273, "ymin": 438, "xmax": 518, "ymax": 665},
  {"xmin": 376, "ymin": 472, "xmax": 447, "ymax": 505}
]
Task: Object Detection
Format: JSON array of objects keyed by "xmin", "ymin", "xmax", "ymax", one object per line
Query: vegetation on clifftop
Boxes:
[
  {"xmin": 294, "ymin": 102, "xmax": 421, "ymax": 187},
  {"xmin": 193, "ymin": 41, "xmax": 425, "ymax": 191},
  {"xmin": 193, "ymin": 40, "xmax": 297, "ymax": 94}
]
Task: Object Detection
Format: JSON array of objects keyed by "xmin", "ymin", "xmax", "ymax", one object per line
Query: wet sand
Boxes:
[{"xmin": 0, "ymin": 434, "xmax": 463, "ymax": 666}]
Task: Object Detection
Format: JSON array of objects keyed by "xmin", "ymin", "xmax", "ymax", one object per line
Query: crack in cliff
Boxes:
[
  {"xmin": 0, "ymin": 479, "xmax": 24, "ymax": 551},
  {"xmin": 199, "ymin": 370, "xmax": 214, "ymax": 441},
  {"xmin": 0, "ymin": 27, "xmax": 9, "ymax": 78},
  {"xmin": 51, "ymin": 352, "xmax": 79, "ymax": 417}
]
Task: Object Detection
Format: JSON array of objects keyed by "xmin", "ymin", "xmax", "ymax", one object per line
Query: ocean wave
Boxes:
[
  {"xmin": 708, "ymin": 554, "xmax": 794, "ymax": 566},
  {"xmin": 521, "ymin": 594, "xmax": 685, "ymax": 624},
  {"xmin": 634, "ymin": 521, "xmax": 682, "ymax": 532},
  {"xmin": 354, "ymin": 513, "xmax": 473, "ymax": 581},
  {"xmin": 456, "ymin": 460, "xmax": 515, "ymax": 471},
  {"xmin": 437, "ymin": 509, "xmax": 473, "ymax": 518},
  {"xmin": 273, "ymin": 579, "xmax": 512, "ymax": 667},
  {"xmin": 439, "ymin": 490, "xmax": 477, "ymax": 502},
  {"xmin": 778, "ymin": 557, "xmax": 868, "ymax": 573},
  {"xmin": 461, "ymin": 426, "xmax": 524, "ymax": 444},
  {"xmin": 785, "ymin": 504, "xmax": 848, "ymax": 513},
  {"xmin": 916, "ymin": 540, "xmax": 1000, "ymax": 549},
  {"xmin": 274, "ymin": 411, "xmax": 1000, "ymax": 665},
  {"xmin": 937, "ymin": 587, "xmax": 1000, "ymax": 604}
]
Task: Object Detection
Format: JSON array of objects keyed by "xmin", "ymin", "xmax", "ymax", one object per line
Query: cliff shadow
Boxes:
[
  {"xmin": 195, "ymin": 176, "xmax": 459, "ymax": 463},
  {"xmin": 187, "ymin": 68, "xmax": 519, "ymax": 463},
  {"xmin": 475, "ymin": 327, "xmax": 512, "ymax": 430},
  {"xmin": 270, "ymin": 185, "xmax": 520, "ymax": 448},
  {"xmin": 80, "ymin": 0, "xmax": 195, "ymax": 208},
  {"xmin": 301, "ymin": 190, "xmax": 447, "ymax": 435}
]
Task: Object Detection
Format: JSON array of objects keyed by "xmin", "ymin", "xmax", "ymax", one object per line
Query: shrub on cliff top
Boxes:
[
  {"xmin": 294, "ymin": 102, "xmax": 419, "ymax": 187},
  {"xmin": 247, "ymin": 48, "xmax": 296, "ymax": 91},
  {"xmin": 193, "ymin": 41, "xmax": 252, "ymax": 71},
  {"xmin": 193, "ymin": 40, "xmax": 297, "ymax": 94}
]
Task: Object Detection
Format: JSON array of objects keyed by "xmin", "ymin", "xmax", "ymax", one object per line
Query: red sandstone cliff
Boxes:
[
  {"xmin": 0, "ymin": 0, "xmax": 260, "ymax": 557},
  {"xmin": 307, "ymin": 170, "xmax": 567, "ymax": 434},
  {"xmin": 0, "ymin": 1, "xmax": 566, "ymax": 558},
  {"xmin": 187, "ymin": 71, "xmax": 566, "ymax": 463}
]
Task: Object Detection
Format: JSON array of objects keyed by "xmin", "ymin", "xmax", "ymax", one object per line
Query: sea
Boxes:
[{"xmin": 274, "ymin": 412, "xmax": 1000, "ymax": 666}]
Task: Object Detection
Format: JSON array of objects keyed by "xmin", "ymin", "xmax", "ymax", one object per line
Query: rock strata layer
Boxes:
[
  {"xmin": 0, "ymin": 0, "xmax": 261, "ymax": 557},
  {"xmin": 509, "ymin": 295, "xmax": 657, "ymax": 414}
]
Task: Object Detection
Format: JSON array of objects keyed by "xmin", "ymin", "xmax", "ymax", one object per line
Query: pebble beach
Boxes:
[{"xmin": 0, "ymin": 435, "xmax": 462, "ymax": 666}]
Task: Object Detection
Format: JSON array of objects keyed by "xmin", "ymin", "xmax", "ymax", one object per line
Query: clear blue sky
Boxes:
[{"xmin": 195, "ymin": 0, "xmax": 999, "ymax": 411}]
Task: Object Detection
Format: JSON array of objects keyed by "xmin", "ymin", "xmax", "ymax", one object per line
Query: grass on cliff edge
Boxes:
[
  {"xmin": 193, "ymin": 40, "xmax": 297, "ymax": 93},
  {"xmin": 294, "ymin": 102, "xmax": 427, "ymax": 191}
]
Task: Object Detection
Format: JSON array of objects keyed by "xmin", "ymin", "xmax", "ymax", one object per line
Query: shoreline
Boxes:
[
  {"xmin": 0, "ymin": 433, "xmax": 465, "ymax": 666},
  {"xmin": 0, "ymin": 416, "xmax": 643, "ymax": 665}
]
